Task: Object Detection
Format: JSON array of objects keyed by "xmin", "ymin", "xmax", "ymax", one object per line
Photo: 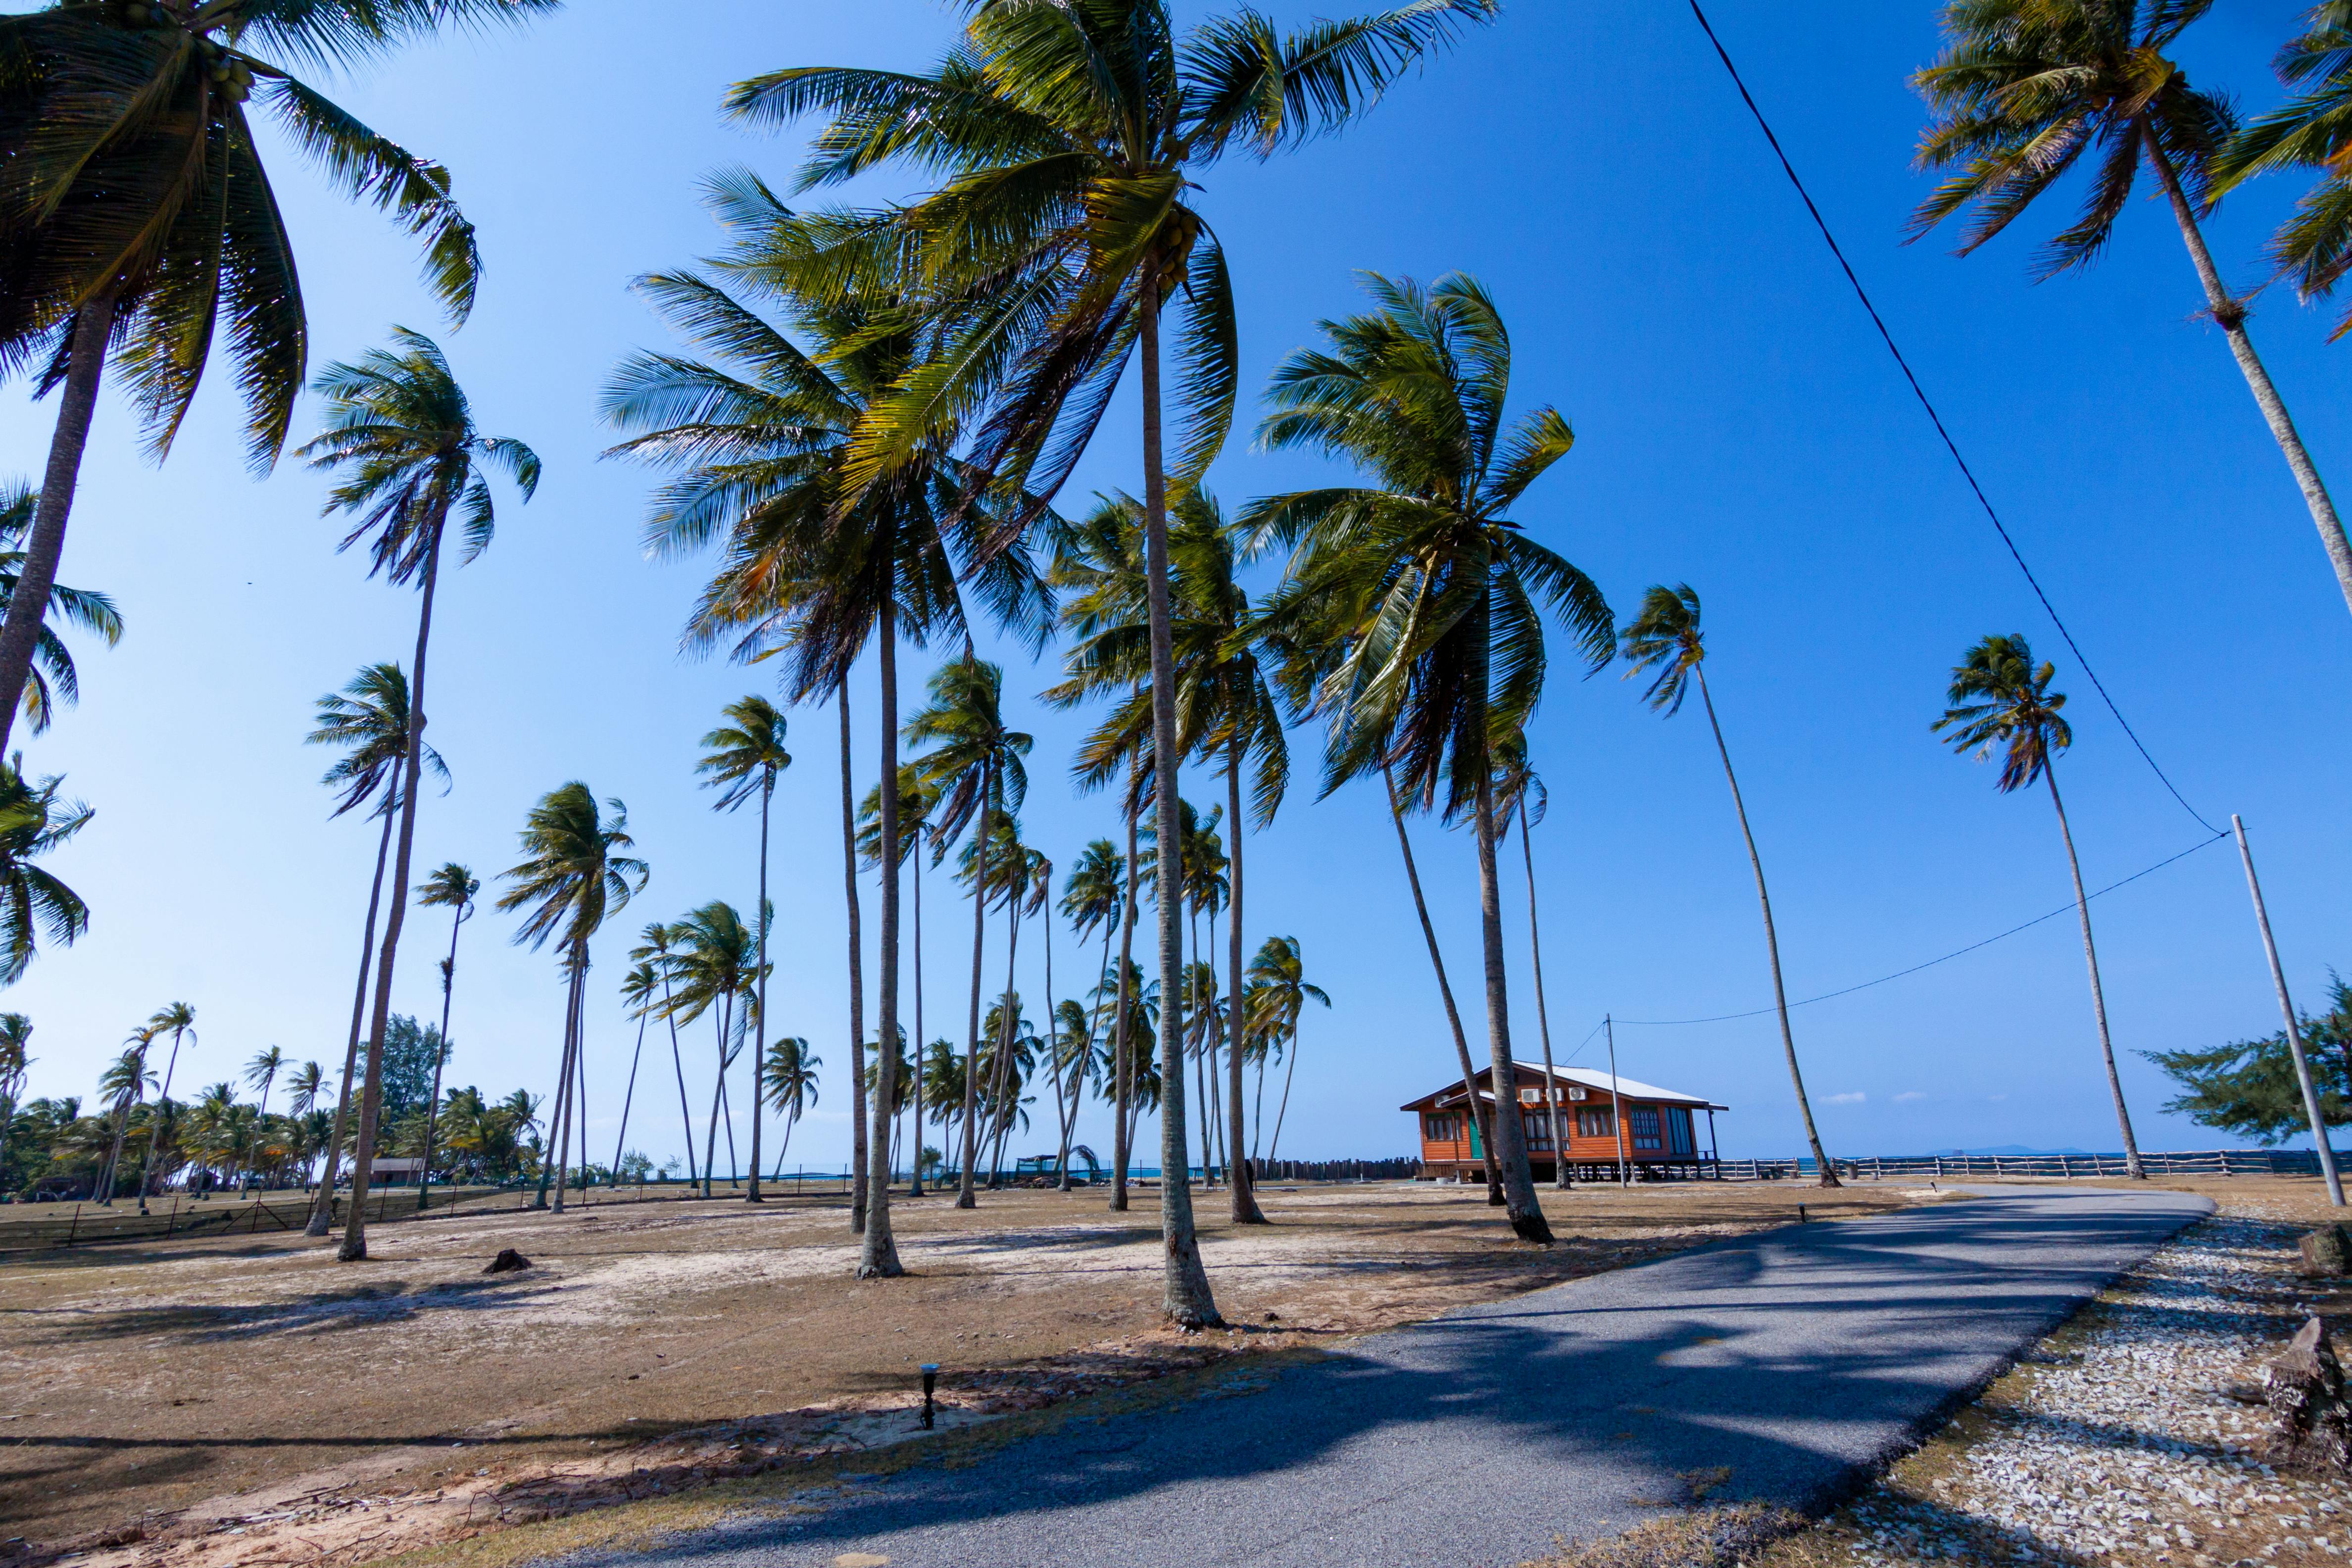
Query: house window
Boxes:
[
  {"xmin": 1423, "ymin": 1113, "xmax": 1462, "ymax": 1143},
  {"xmin": 1630, "ymin": 1107, "xmax": 1663, "ymax": 1151},
  {"xmin": 1522, "ymin": 1110, "xmax": 1555, "ymax": 1150},
  {"xmin": 1667, "ymin": 1107, "xmax": 1697, "ymax": 1156},
  {"xmin": 1576, "ymin": 1105, "xmax": 1615, "ymax": 1139}
]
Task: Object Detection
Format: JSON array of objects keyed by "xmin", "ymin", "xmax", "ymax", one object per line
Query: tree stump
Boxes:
[
  {"xmin": 2265, "ymin": 1316, "xmax": 2352, "ymax": 1471},
  {"xmin": 484, "ymin": 1247, "xmax": 532, "ymax": 1274},
  {"xmin": 2300, "ymin": 1226, "xmax": 2351, "ymax": 1276}
]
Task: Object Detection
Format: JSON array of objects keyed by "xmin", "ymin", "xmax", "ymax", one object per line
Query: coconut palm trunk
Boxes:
[
  {"xmin": 985, "ymin": 870, "xmax": 1021, "ymax": 1188},
  {"xmin": 341, "ymin": 524, "xmax": 444, "ymax": 1262},
  {"xmin": 1517, "ymin": 795, "xmax": 1568, "ymax": 1190},
  {"xmin": 2139, "ymin": 124, "xmax": 2352, "ymax": 621},
  {"xmin": 311, "ymin": 802, "xmax": 398, "ymax": 1235},
  {"xmin": 1383, "ymin": 763, "xmax": 1503, "ymax": 1202},
  {"xmin": 1471, "ymin": 765, "xmax": 1551, "ymax": 1244},
  {"xmin": 702, "ymin": 999, "xmax": 728, "ymax": 1198},
  {"xmin": 1269, "ymin": 1027, "xmax": 1301, "ymax": 1164},
  {"xmin": 612, "ymin": 1006, "xmax": 646, "ymax": 1186},
  {"xmin": 659, "ymin": 948, "xmax": 697, "ymax": 1188},
  {"xmin": 2044, "ymin": 765, "xmax": 2145, "ymax": 1179},
  {"xmin": 97, "ymin": 1082, "xmax": 135, "ymax": 1206},
  {"xmin": 956, "ymin": 759, "xmax": 992, "ymax": 1209},
  {"xmin": 1110, "ymin": 803, "xmax": 1138, "ymax": 1213},
  {"xmin": 0, "ymin": 294, "xmax": 116, "ymax": 761},
  {"xmin": 549, "ymin": 956, "xmax": 585, "ymax": 1212},
  {"xmin": 1225, "ymin": 748, "xmax": 1265, "ymax": 1221},
  {"xmin": 1691, "ymin": 666, "xmax": 1837, "ymax": 1187},
  {"xmin": 910, "ymin": 810, "xmax": 926, "ymax": 1199},
  {"xmin": 1067, "ymin": 902, "xmax": 1115, "ymax": 1192},
  {"xmin": 838, "ymin": 682, "xmax": 869, "ymax": 1233},
  {"xmin": 746, "ymin": 765, "xmax": 772, "ymax": 1203},
  {"xmin": 1138, "ymin": 298, "xmax": 1219, "ymax": 1325},
  {"xmin": 421, "ymin": 900, "xmax": 469, "ymax": 1210},
  {"xmin": 134, "ymin": 1026, "xmax": 189, "ymax": 1215},
  {"xmin": 858, "ymin": 600, "xmax": 905, "ymax": 1275}
]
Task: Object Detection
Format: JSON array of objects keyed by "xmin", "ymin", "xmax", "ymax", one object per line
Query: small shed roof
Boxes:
[{"xmin": 1400, "ymin": 1063, "xmax": 1725, "ymax": 1114}]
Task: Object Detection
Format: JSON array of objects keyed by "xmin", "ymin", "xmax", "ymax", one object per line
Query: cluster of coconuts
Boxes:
[{"xmin": 115, "ymin": 5, "xmax": 253, "ymax": 102}]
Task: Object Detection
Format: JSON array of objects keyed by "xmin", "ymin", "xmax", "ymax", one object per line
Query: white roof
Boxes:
[{"xmin": 1438, "ymin": 1064, "xmax": 1722, "ymax": 1111}]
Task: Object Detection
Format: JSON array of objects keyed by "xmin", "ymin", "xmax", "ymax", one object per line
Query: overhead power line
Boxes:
[
  {"xmin": 1611, "ymin": 829, "xmax": 2228, "ymax": 1028},
  {"xmin": 1684, "ymin": 1, "xmax": 2222, "ymax": 839}
]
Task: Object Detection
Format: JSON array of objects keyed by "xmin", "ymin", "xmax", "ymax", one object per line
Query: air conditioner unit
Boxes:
[
  {"xmin": 1519, "ymin": 1087, "xmax": 1544, "ymax": 1105},
  {"xmin": 1568, "ymin": 1087, "xmax": 1589, "ymax": 1102}
]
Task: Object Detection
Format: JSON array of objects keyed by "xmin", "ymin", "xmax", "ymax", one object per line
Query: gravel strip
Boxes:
[{"xmin": 1768, "ymin": 1206, "xmax": 2352, "ymax": 1568}]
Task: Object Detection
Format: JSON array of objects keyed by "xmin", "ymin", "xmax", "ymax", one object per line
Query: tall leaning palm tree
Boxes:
[
  {"xmin": 1491, "ymin": 734, "xmax": 1568, "ymax": 1191},
  {"xmin": 415, "ymin": 862, "xmax": 477, "ymax": 1208},
  {"xmin": 667, "ymin": 899, "xmax": 761, "ymax": 1198},
  {"xmin": 603, "ymin": 178, "xmax": 1047, "ymax": 1275},
  {"xmin": 302, "ymin": 329, "xmax": 539, "ymax": 1261},
  {"xmin": 907, "ymin": 656, "xmax": 1031, "ymax": 1210},
  {"xmin": 94, "ymin": 1030, "xmax": 153, "ymax": 1205},
  {"xmin": 1246, "ymin": 273, "xmax": 1611, "ymax": 1245},
  {"xmin": 302, "ymin": 662, "xmax": 438, "ymax": 1236},
  {"xmin": 1910, "ymin": 0, "xmax": 2352, "ymax": 625},
  {"xmin": 1620, "ymin": 586, "xmax": 1838, "ymax": 1188},
  {"xmin": 735, "ymin": 0, "xmax": 1498, "ymax": 1326},
  {"xmin": 495, "ymin": 784, "xmax": 647, "ymax": 1215},
  {"xmin": 762, "ymin": 1036, "xmax": 820, "ymax": 1174},
  {"xmin": 697, "ymin": 696, "xmax": 791, "ymax": 1202},
  {"xmin": 1936, "ymin": 635, "xmax": 2145, "ymax": 1179},
  {"xmin": 0, "ymin": 0, "xmax": 553, "ymax": 759}
]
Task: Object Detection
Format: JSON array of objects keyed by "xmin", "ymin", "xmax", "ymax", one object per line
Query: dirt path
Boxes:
[{"xmin": 0, "ymin": 1179, "xmax": 1920, "ymax": 1567}]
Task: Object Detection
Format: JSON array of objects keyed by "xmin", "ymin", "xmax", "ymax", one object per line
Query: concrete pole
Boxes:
[
  {"xmin": 1606, "ymin": 1015, "xmax": 1629, "ymax": 1189},
  {"xmin": 2234, "ymin": 814, "xmax": 2344, "ymax": 1207}
]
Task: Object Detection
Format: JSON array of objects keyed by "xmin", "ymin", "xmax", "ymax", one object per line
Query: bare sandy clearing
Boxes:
[{"xmin": 2, "ymin": 1178, "xmax": 1922, "ymax": 1567}]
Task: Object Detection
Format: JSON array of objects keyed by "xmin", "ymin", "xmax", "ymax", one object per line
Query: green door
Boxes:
[{"xmin": 1469, "ymin": 1111, "xmax": 1485, "ymax": 1158}]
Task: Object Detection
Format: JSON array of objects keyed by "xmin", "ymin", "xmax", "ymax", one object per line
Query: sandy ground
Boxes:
[{"xmin": 0, "ymin": 1176, "xmax": 1920, "ymax": 1566}]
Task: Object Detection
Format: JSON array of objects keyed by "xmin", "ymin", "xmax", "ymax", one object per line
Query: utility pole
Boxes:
[
  {"xmin": 1606, "ymin": 1015, "xmax": 1630, "ymax": 1189},
  {"xmin": 2233, "ymin": 815, "xmax": 2344, "ymax": 1207}
]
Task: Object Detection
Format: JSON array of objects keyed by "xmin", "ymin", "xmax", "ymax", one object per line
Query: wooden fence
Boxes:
[{"xmin": 1714, "ymin": 1149, "xmax": 2323, "ymax": 1182}]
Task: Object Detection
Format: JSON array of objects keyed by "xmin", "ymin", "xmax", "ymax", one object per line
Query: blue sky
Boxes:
[{"xmin": 3, "ymin": 0, "xmax": 2348, "ymax": 1174}]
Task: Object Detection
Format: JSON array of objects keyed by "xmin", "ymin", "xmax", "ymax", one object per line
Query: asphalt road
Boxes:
[{"xmin": 592, "ymin": 1185, "xmax": 2213, "ymax": 1568}]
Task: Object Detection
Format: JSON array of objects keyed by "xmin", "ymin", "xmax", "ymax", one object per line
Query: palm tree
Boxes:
[
  {"xmin": 0, "ymin": 1012, "xmax": 30, "ymax": 1190},
  {"xmin": 2212, "ymin": 5, "xmax": 2352, "ymax": 340},
  {"xmin": 666, "ymin": 900, "xmax": 762, "ymax": 1198},
  {"xmin": 1041, "ymin": 497, "xmax": 1158, "ymax": 1211},
  {"xmin": 1244, "ymin": 936, "xmax": 1328, "ymax": 1165},
  {"xmin": 1491, "ymin": 735, "xmax": 1568, "ymax": 1190},
  {"xmin": 736, "ymin": 0, "xmax": 1498, "ymax": 1327},
  {"xmin": 609, "ymin": 961, "xmax": 664, "ymax": 1185},
  {"xmin": 1161, "ymin": 491, "xmax": 1288, "ymax": 1223},
  {"xmin": 1620, "ymin": 586, "xmax": 1839, "ymax": 1188},
  {"xmin": 301, "ymin": 330, "xmax": 539, "ymax": 1261},
  {"xmin": 1910, "ymin": 0, "xmax": 2352, "ymax": 624},
  {"xmin": 95, "ymin": 1031, "xmax": 155, "ymax": 1205},
  {"xmin": 1058, "ymin": 840, "xmax": 1126, "ymax": 1191},
  {"xmin": 697, "ymin": 696, "xmax": 792, "ymax": 1202},
  {"xmin": 244, "ymin": 1047, "xmax": 285, "ymax": 1129},
  {"xmin": 908, "ymin": 656, "xmax": 1032, "ymax": 1210},
  {"xmin": 1936, "ymin": 634, "xmax": 2145, "ymax": 1179},
  {"xmin": 302, "ymin": 662, "xmax": 439, "ymax": 1237},
  {"xmin": 0, "ymin": 754, "xmax": 90, "ymax": 984},
  {"xmin": 1245, "ymin": 273, "xmax": 1609, "ymax": 1244},
  {"xmin": 285, "ymin": 1061, "xmax": 326, "ymax": 1117},
  {"xmin": 0, "ymin": 0, "xmax": 554, "ymax": 759},
  {"xmin": 415, "ymin": 863, "xmax": 477, "ymax": 1208},
  {"xmin": 762, "ymin": 1036, "xmax": 820, "ymax": 1175},
  {"xmin": 0, "ymin": 484, "xmax": 121, "ymax": 736},
  {"xmin": 860, "ymin": 766, "xmax": 941, "ymax": 1193},
  {"xmin": 131, "ymin": 1002, "xmax": 194, "ymax": 1215},
  {"xmin": 495, "ymin": 784, "xmax": 647, "ymax": 1216},
  {"xmin": 630, "ymin": 922, "xmax": 698, "ymax": 1188},
  {"xmin": 604, "ymin": 184, "xmax": 1047, "ymax": 1276}
]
